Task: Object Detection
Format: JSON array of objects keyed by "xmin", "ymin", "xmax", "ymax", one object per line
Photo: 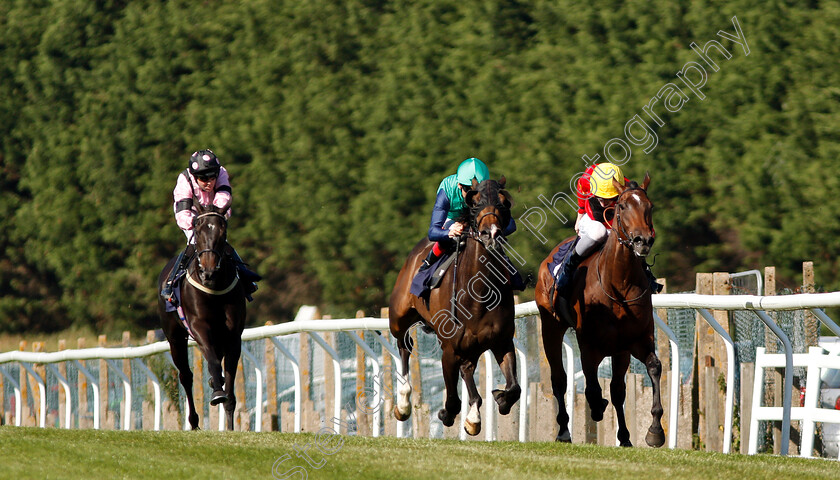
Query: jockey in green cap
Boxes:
[{"xmin": 420, "ymin": 157, "xmax": 515, "ymax": 270}]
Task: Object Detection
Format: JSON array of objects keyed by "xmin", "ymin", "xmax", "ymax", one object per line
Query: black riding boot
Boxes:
[
  {"xmin": 418, "ymin": 249, "xmax": 441, "ymax": 272},
  {"xmin": 554, "ymin": 251, "xmax": 583, "ymax": 298},
  {"xmin": 161, "ymin": 246, "xmax": 190, "ymax": 302},
  {"xmin": 645, "ymin": 263, "xmax": 664, "ymax": 294},
  {"xmin": 228, "ymin": 245, "xmax": 261, "ymax": 300}
]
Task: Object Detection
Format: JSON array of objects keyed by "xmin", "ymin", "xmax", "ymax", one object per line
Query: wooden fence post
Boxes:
[
  {"xmin": 121, "ymin": 332, "xmax": 131, "ymax": 430},
  {"xmin": 300, "ymin": 308, "xmax": 317, "ymax": 432},
  {"xmin": 707, "ymin": 272, "xmax": 730, "ymax": 452},
  {"xmin": 33, "ymin": 342, "xmax": 49, "ymax": 427},
  {"xmin": 694, "ymin": 273, "xmax": 713, "ymax": 448},
  {"xmin": 19, "ymin": 341, "xmax": 31, "ymax": 426},
  {"xmin": 98, "ymin": 335, "xmax": 113, "ymax": 429},
  {"xmin": 763, "ymin": 266, "xmax": 783, "ymax": 454},
  {"xmin": 58, "ymin": 339, "xmax": 68, "ymax": 428},
  {"xmin": 740, "ymin": 361, "xmax": 755, "ymax": 454},
  {"xmin": 143, "ymin": 331, "xmax": 156, "ymax": 430},
  {"xmin": 803, "ymin": 262, "xmax": 818, "ymax": 347},
  {"xmin": 264, "ymin": 320, "xmax": 278, "ymax": 432},
  {"xmin": 77, "ymin": 338, "xmax": 90, "ymax": 428},
  {"xmin": 354, "ymin": 310, "xmax": 371, "ymax": 436},
  {"xmin": 321, "ymin": 314, "xmax": 339, "ymax": 431}
]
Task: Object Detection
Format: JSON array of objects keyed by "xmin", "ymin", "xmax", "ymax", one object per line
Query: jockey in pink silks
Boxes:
[{"xmin": 160, "ymin": 149, "xmax": 261, "ymax": 303}]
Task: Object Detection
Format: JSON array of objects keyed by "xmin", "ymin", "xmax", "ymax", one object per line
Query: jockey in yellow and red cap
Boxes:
[{"xmin": 554, "ymin": 163, "xmax": 661, "ymax": 296}]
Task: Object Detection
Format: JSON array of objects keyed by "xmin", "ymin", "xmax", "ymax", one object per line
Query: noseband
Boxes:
[
  {"xmin": 193, "ymin": 211, "xmax": 227, "ymax": 273},
  {"xmin": 472, "ymin": 209, "xmax": 501, "ymax": 231},
  {"xmin": 469, "ymin": 206, "xmax": 509, "ymax": 245}
]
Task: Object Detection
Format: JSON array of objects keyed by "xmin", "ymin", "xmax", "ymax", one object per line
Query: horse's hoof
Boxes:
[
  {"xmin": 493, "ymin": 385, "xmax": 521, "ymax": 416},
  {"xmin": 437, "ymin": 409, "xmax": 455, "ymax": 427},
  {"xmin": 210, "ymin": 391, "xmax": 227, "ymax": 406},
  {"xmin": 393, "ymin": 404, "xmax": 411, "ymax": 422},
  {"xmin": 645, "ymin": 426, "xmax": 666, "ymax": 448},
  {"xmin": 555, "ymin": 429, "xmax": 572, "ymax": 443},
  {"xmin": 464, "ymin": 420, "xmax": 481, "ymax": 436},
  {"xmin": 590, "ymin": 398, "xmax": 609, "ymax": 422},
  {"xmin": 620, "ymin": 440, "xmax": 633, "ymax": 447}
]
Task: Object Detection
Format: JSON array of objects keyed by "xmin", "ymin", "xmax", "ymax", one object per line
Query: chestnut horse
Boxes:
[
  {"xmin": 157, "ymin": 201, "xmax": 246, "ymax": 430},
  {"xmin": 534, "ymin": 173, "xmax": 665, "ymax": 447},
  {"xmin": 389, "ymin": 177, "xmax": 520, "ymax": 436}
]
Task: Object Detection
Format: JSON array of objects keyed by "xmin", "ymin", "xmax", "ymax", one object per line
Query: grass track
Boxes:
[{"xmin": 0, "ymin": 426, "xmax": 837, "ymax": 480}]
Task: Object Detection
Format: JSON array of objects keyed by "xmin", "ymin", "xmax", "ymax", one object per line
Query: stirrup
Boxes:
[{"xmin": 419, "ymin": 254, "xmax": 439, "ymax": 272}]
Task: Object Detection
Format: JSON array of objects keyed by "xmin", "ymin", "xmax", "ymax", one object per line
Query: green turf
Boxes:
[{"xmin": 0, "ymin": 427, "xmax": 837, "ymax": 480}]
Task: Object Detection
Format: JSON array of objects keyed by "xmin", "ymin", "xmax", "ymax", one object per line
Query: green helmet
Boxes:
[{"xmin": 456, "ymin": 157, "xmax": 490, "ymax": 186}]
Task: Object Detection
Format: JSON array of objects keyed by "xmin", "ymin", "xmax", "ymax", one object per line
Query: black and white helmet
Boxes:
[{"xmin": 188, "ymin": 149, "xmax": 221, "ymax": 179}]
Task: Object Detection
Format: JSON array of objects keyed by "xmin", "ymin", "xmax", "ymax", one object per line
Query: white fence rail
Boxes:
[
  {"xmin": 1, "ymin": 292, "xmax": 840, "ymax": 458},
  {"xmin": 749, "ymin": 346, "xmax": 840, "ymax": 459}
]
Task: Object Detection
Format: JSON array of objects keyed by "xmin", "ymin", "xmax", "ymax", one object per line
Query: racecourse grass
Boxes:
[{"xmin": 0, "ymin": 427, "xmax": 837, "ymax": 480}]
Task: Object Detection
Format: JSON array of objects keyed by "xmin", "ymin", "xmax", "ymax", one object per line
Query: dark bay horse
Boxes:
[
  {"xmin": 157, "ymin": 201, "xmax": 246, "ymax": 430},
  {"xmin": 534, "ymin": 173, "xmax": 665, "ymax": 447},
  {"xmin": 389, "ymin": 177, "xmax": 520, "ymax": 436}
]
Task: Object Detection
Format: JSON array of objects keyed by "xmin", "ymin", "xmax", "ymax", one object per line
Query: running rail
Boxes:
[{"xmin": 0, "ymin": 292, "xmax": 838, "ymax": 455}]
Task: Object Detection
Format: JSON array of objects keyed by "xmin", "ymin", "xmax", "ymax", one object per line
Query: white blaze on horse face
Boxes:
[
  {"xmin": 490, "ymin": 223, "xmax": 500, "ymax": 239},
  {"xmin": 396, "ymin": 378, "xmax": 412, "ymax": 417}
]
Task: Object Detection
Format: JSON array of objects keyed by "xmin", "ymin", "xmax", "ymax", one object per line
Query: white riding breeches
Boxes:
[{"xmin": 575, "ymin": 214, "xmax": 610, "ymax": 256}]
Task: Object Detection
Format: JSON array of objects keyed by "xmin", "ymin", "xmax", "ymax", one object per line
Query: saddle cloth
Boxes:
[
  {"xmin": 409, "ymin": 252, "xmax": 456, "ymax": 299},
  {"xmin": 547, "ymin": 240, "xmax": 577, "ymax": 284},
  {"xmin": 163, "ymin": 269, "xmax": 188, "ymax": 312}
]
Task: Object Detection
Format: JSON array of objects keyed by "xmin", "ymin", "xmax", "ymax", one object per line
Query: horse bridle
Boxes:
[
  {"xmin": 471, "ymin": 210, "xmax": 501, "ymax": 234},
  {"xmin": 595, "ymin": 187, "xmax": 652, "ymax": 304},
  {"xmin": 470, "ymin": 200, "xmax": 511, "ymax": 239},
  {"xmin": 193, "ymin": 211, "xmax": 227, "ymax": 273},
  {"xmin": 611, "ymin": 187, "xmax": 650, "ymax": 251}
]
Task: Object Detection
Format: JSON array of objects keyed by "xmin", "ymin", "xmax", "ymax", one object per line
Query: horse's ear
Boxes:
[
  {"xmin": 498, "ymin": 175, "xmax": 506, "ymax": 189},
  {"xmin": 612, "ymin": 178, "xmax": 627, "ymax": 195},
  {"xmin": 499, "ymin": 190, "xmax": 513, "ymax": 209},
  {"xmin": 218, "ymin": 198, "xmax": 232, "ymax": 216},
  {"xmin": 193, "ymin": 196, "xmax": 206, "ymax": 213},
  {"xmin": 471, "ymin": 178, "xmax": 479, "ymax": 190},
  {"xmin": 642, "ymin": 171, "xmax": 651, "ymax": 191}
]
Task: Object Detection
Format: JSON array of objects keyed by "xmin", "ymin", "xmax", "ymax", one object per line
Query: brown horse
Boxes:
[
  {"xmin": 157, "ymin": 201, "xmax": 246, "ymax": 430},
  {"xmin": 534, "ymin": 173, "xmax": 665, "ymax": 447},
  {"xmin": 389, "ymin": 177, "xmax": 521, "ymax": 436}
]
